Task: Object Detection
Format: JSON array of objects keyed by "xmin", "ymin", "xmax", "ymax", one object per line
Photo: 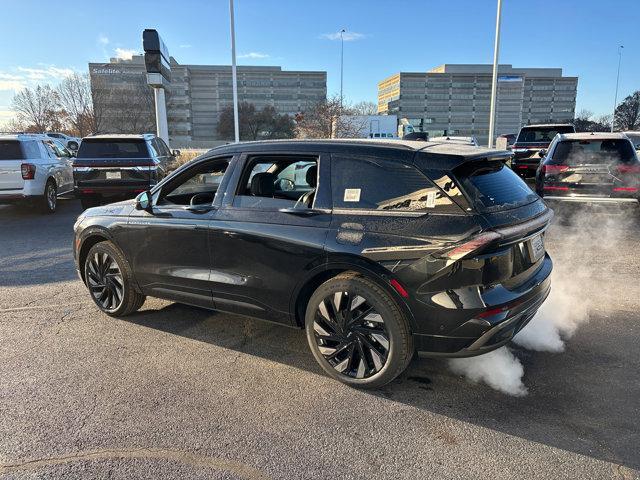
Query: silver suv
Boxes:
[{"xmin": 0, "ymin": 134, "xmax": 74, "ymax": 213}]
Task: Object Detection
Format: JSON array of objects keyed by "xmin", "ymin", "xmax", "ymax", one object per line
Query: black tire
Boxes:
[
  {"xmin": 41, "ymin": 179, "xmax": 57, "ymax": 214},
  {"xmin": 84, "ymin": 241, "xmax": 146, "ymax": 317},
  {"xmin": 305, "ymin": 272, "xmax": 413, "ymax": 389},
  {"xmin": 80, "ymin": 195, "xmax": 99, "ymax": 210}
]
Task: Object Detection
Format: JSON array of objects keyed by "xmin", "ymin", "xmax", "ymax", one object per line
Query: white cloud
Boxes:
[
  {"xmin": 17, "ymin": 66, "xmax": 74, "ymax": 81},
  {"xmin": 98, "ymin": 34, "xmax": 109, "ymax": 45},
  {"xmin": 179, "ymin": 44, "xmax": 192, "ymax": 49},
  {"xmin": 238, "ymin": 52, "xmax": 270, "ymax": 59},
  {"xmin": 114, "ymin": 48, "xmax": 138, "ymax": 60},
  {"xmin": 0, "ymin": 80, "xmax": 25, "ymax": 91},
  {"xmin": 320, "ymin": 31, "xmax": 367, "ymax": 41}
]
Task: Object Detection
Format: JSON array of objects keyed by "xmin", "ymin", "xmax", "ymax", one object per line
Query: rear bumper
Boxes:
[{"xmin": 413, "ymin": 254, "xmax": 552, "ymax": 358}]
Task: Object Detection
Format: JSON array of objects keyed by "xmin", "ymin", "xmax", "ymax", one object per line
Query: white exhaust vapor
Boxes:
[{"xmin": 448, "ymin": 347, "xmax": 527, "ymax": 397}]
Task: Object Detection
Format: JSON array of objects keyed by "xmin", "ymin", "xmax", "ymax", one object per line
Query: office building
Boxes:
[
  {"xmin": 378, "ymin": 64, "xmax": 578, "ymax": 145},
  {"xmin": 89, "ymin": 55, "xmax": 327, "ymax": 147}
]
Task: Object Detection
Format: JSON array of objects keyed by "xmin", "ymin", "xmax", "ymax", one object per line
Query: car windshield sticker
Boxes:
[
  {"xmin": 344, "ymin": 188, "xmax": 361, "ymax": 202},
  {"xmin": 426, "ymin": 191, "xmax": 436, "ymax": 208}
]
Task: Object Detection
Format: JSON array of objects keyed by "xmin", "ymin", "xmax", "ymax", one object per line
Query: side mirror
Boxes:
[
  {"xmin": 538, "ymin": 149, "xmax": 547, "ymax": 157},
  {"xmin": 172, "ymin": 149, "xmax": 181, "ymax": 157},
  {"xmin": 135, "ymin": 190, "xmax": 153, "ymax": 212}
]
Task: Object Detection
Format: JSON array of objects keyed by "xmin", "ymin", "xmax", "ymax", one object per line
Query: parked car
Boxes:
[
  {"xmin": 73, "ymin": 134, "xmax": 178, "ymax": 209},
  {"xmin": 430, "ymin": 136, "xmax": 479, "ymax": 147},
  {"xmin": 402, "ymin": 132, "xmax": 428, "ymax": 141},
  {"xmin": 74, "ymin": 139, "xmax": 553, "ymax": 388},
  {"xmin": 0, "ymin": 134, "xmax": 74, "ymax": 213},
  {"xmin": 45, "ymin": 132, "xmax": 81, "ymax": 151},
  {"xmin": 511, "ymin": 124, "xmax": 576, "ymax": 178},
  {"xmin": 535, "ymin": 132, "xmax": 639, "ymax": 209},
  {"xmin": 496, "ymin": 133, "xmax": 517, "ymax": 150},
  {"xmin": 623, "ymin": 131, "xmax": 640, "ymax": 151}
]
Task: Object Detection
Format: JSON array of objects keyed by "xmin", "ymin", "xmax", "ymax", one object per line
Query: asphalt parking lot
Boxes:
[{"xmin": 0, "ymin": 200, "xmax": 639, "ymax": 479}]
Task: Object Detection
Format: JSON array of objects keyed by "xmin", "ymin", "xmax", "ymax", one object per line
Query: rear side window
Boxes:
[
  {"xmin": 455, "ymin": 162, "xmax": 538, "ymax": 213},
  {"xmin": 331, "ymin": 155, "xmax": 459, "ymax": 213},
  {"xmin": 517, "ymin": 126, "xmax": 574, "ymax": 143},
  {"xmin": 552, "ymin": 139, "xmax": 637, "ymax": 165},
  {"xmin": 77, "ymin": 140, "xmax": 149, "ymax": 159},
  {"xmin": 0, "ymin": 141, "xmax": 25, "ymax": 160},
  {"xmin": 22, "ymin": 141, "xmax": 41, "ymax": 159}
]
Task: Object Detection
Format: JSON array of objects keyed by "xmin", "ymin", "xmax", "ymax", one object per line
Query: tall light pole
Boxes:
[
  {"xmin": 487, "ymin": 0, "xmax": 503, "ymax": 148},
  {"xmin": 611, "ymin": 45, "xmax": 624, "ymax": 132},
  {"xmin": 340, "ymin": 28, "xmax": 345, "ymax": 109},
  {"xmin": 229, "ymin": 0, "xmax": 240, "ymax": 142}
]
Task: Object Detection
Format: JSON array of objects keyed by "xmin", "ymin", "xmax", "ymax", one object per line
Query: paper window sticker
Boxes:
[
  {"xmin": 426, "ymin": 191, "xmax": 436, "ymax": 208},
  {"xmin": 343, "ymin": 188, "xmax": 361, "ymax": 202}
]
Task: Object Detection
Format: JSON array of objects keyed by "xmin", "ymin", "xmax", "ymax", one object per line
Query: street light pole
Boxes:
[
  {"xmin": 487, "ymin": 0, "xmax": 503, "ymax": 148},
  {"xmin": 229, "ymin": 0, "xmax": 240, "ymax": 143},
  {"xmin": 611, "ymin": 45, "xmax": 624, "ymax": 132},
  {"xmin": 340, "ymin": 28, "xmax": 345, "ymax": 109}
]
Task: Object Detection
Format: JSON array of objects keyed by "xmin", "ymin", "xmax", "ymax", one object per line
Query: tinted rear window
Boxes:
[
  {"xmin": 456, "ymin": 162, "xmax": 538, "ymax": 212},
  {"xmin": 552, "ymin": 139, "xmax": 636, "ymax": 165},
  {"xmin": 77, "ymin": 140, "xmax": 149, "ymax": 159},
  {"xmin": 0, "ymin": 141, "xmax": 25, "ymax": 160},
  {"xmin": 517, "ymin": 126, "xmax": 574, "ymax": 143}
]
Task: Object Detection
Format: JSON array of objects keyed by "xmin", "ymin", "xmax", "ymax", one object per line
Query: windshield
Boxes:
[
  {"xmin": 517, "ymin": 126, "xmax": 575, "ymax": 143},
  {"xmin": 77, "ymin": 139, "xmax": 149, "ymax": 159},
  {"xmin": 455, "ymin": 162, "xmax": 539, "ymax": 212},
  {"xmin": 552, "ymin": 139, "xmax": 637, "ymax": 165},
  {"xmin": 0, "ymin": 141, "xmax": 25, "ymax": 160}
]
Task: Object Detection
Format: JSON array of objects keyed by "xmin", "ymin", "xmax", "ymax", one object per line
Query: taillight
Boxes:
[
  {"xmin": 21, "ymin": 163, "xmax": 36, "ymax": 180},
  {"xmin": 543, "ymin": 185, "xmax": 569, "ymax": 191},
  {"xmin": 616, "ymin": 164, "xmax": 640, "ymax": 174},
  {"xmin": 438, "ymin": 231, "xmax": 501, "ymax": 261},
  {"xmin": 613, "ymin": 187, "xmax": 638, "ymax": 192},
  {"xmin": 543, "ymin": 165, "xmax": 569, "ymax": 175}
]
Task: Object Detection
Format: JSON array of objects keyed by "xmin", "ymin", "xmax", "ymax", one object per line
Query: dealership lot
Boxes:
[{"xmin": 0, "ymin": 201, "xmax": 638, "ymax": 479}]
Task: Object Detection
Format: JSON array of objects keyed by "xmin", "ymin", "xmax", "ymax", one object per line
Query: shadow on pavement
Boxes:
[{"xmin": 122, "ymin": 301, "xmax": 639, "ymax": 471}]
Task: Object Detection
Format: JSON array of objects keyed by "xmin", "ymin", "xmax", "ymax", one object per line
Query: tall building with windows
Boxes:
[
  {"xmin": 89, "ymin": 55, "xmax": 327, "ymax": 147},
  {"xmin": 378, "ymin": 64, "xmax": 578, "ymax": 145}
]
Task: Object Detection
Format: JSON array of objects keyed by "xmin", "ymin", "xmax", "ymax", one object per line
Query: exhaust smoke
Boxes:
[
  {"xmin": 448, "ymin": 347, "xmax": 527, "ymax": 397},
  {"xmin": 448, "ymin": 207, "xmax": 629, "ymax": 395}
]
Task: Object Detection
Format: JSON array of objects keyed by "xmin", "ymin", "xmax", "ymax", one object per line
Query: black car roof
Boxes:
[{"xmin": 208, "ymin": 138, "xmax": 511, "ymax": 163}]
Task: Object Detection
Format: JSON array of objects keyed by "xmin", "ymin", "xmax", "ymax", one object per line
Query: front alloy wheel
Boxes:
[
  {"xmin": 86, "ymin": 251, "xmax": 124, "ymax": 312},
  {"xmin": 305, "ymin": 272, "xmax": 413, "ymax": 388},
  {"xmin": 84, "ymin": 241, "xmax": 146, "ymax": 316}
]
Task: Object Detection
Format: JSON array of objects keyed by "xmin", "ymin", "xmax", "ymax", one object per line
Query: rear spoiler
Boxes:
[{"xmin": 493, "ymin": 208, "xmax": 553, "ymax": 246}]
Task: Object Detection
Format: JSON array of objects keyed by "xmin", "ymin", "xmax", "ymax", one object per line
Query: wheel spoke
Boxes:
[{"xmin": 87, "ymin": 251, "xmax": 124, "ymax": 312}]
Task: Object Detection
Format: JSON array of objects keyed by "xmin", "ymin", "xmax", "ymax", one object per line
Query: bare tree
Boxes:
[
  {"xmin": 217, "ymin": 102, "xmax": 295, "ymax": 141},
  {"xmin": 11, "ymin": 85, "xmax": 61, "ymax": 132},
  {"xmin": 572, "ymin": 110, "xmax": 611, "ymax": 132},
  {"xmin": 295, "ymin": 95, "xmax": 343, "ymax": 138},
  {"xmin": 614, "ymin": 91, "xmax": 640, "ymax": 131},
  {"xmin": 57, "ymin": 73, "xmax": 95, "ymax": 136},
  {"xmin": 94, "ymin": 80, "xmax": 155, "ymax": 134},
  {"xmin": 351, "ymin": 100, "xmax": 378, "ymax": 115}
]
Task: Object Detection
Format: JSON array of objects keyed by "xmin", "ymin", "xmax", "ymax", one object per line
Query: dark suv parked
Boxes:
[
  {"xmin": 511, "ymin": 124, "xmax": 576, "ymax": 178},
  {"xmin": 73, "ymin": 139, "xmax": 553, "ymax": 388},
  {"xmin": 74, "ymin": 134, "xmax": 178, "ymax": 209}
]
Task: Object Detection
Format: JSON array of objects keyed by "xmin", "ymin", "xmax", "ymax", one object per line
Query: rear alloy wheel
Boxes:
[
  {"xmin": 305, "ymin": 272, "xmax": 413, "ymax": 388},
  {"xmin": 84, "ymin": 241, "xmax": 146, "ymax": 316},
  {"xmin": 42, "ymin": 180, "xmax": 57, "ymax": 213}
]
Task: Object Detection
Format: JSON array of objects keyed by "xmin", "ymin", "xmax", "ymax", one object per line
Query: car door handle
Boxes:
[
  {"xmin": 278, "ymin": 208, "xmax": 326, "ymax": 216},
  {"xmin": 187, "ymin": 205, "xmax": 216, "ymax": 214}
]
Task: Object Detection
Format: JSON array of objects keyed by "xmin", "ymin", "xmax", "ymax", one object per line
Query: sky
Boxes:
[{"xmin": 1, "ymin": 0, "xmax": 638, "ymax": 126}]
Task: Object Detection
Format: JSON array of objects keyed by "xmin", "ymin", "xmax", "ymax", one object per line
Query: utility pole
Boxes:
[
  {"xmin": 611, "ymin": 45, "xmax": 624, "ymax": 132},
  {"xmin": 487, "ymin": 0, "xmax": 503, "ymax": 148},
  {"xmin": 340, "ymin": 28, "xmax": 345, "ymax": 109},
  {"xmin": 229, "ymin": 0, "xmax": 240, "ymax": 142}
]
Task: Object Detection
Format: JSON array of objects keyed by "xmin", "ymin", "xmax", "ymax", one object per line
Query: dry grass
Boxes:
[{"xmin": 174, "ymin": 148, "xmax": 208, "ymax": 167}]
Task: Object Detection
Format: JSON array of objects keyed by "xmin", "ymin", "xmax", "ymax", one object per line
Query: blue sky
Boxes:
[{"xmin": 1, "ymin": 0, "xmax": 638, "ymax": 125}]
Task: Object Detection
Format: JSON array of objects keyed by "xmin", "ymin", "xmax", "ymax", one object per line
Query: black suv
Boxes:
[
  {"xmin": 73, "ymin": 134, "xmax": 178, "ymax": 209},
  {"xmin": 511, "ymin": 124, "xmax": 576, "ymax": 178},
  {"xmin": 73, "ymin": 139, "xmax": 553, "ymax": 388}
]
